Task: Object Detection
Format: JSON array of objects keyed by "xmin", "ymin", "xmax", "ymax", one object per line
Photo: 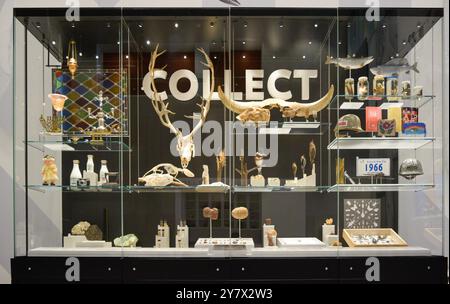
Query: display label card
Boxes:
[
  {"xmin": 365, "ymin": 106, "xmax": 382, "ymax": 132},
  {"xmin": 356, "ymin": 158, "xmax": 390, "ymax": 176}
]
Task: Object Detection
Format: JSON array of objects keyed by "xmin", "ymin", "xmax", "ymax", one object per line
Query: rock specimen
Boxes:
[
  {"xmin": 232, "ymin": 207, "xmax": 249, "ymax": 220},
  {"xmin": 85, "ymin": 225, "xmax": 103, "ymax": 241},
  {"xmin": 203, "ymin": 207, "xmax": 219, "ymax": 220},
  {"xmin": 114, "ymin": 234, "xmax": 139, "ymax": 247},
  {"xmin": 71, "ymin": 221, "xmax": 91, "ymax": 235}
]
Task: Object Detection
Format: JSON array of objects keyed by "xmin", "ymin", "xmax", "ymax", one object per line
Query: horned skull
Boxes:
[{"xmin": 148, "ymin": 45, "xmax": 214, "ymax": 169}]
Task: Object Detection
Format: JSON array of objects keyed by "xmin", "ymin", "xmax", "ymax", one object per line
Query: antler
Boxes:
[
  {"xmin": 148, "ymin": 44, "xmax": 180, "ymax": 136},
  {"xmin": 189, "ymin": 48, "xmax": 214, "ymax": 137}
]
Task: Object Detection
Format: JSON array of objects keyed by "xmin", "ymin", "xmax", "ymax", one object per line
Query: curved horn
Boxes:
[{"xmin": 218, "ymin": 85, "xmax": 334, "ymax": 116}]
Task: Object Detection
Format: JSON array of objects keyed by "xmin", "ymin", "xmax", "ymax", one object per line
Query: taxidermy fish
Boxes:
[
  {"xmin": 325, "ymin": 56, "xmax": 374, "ymax": 70},
  {"xmin": 370, "ymin": 58, "xmax": 419, "ymax": 77},
  {"xmin": 219, "ymin": 0, "xmax": 240, "ymax": 6}
]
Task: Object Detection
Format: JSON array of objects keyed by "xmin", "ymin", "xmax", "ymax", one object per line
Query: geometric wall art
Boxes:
[
  {"xmin": 53, "ymin": 69, "xmax": 128, "ymax": 134},
  {"xmin": 344, "ymin": 199, "xmax": 381, "ymax": 229}
]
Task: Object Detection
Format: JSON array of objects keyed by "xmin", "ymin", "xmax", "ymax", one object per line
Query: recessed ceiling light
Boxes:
[
  {"xmin": 96, "ymin": 55, "xmax": 99, "ymax": 60},
  {"xmin": 390, "ymin": 56, "xmax": 394, "ymax": 59},
  {"xmin": 126, "ymin": 55, "xmax": 129, "ymax": 59},
  {"xmin": 302, "ymin": 55, "xmax": 306, "ymax": 59},
  {"xmin": 107, "ymin": 23, "xmax": 111, "ymax": 28},
  {"xmin": 242, "ymin": 41, "xmax": 246, "ymax": 45},
  {"xmin": 138, "ymin": 23, "xmax": 143, "ymax": 28},
  {"xmin": 396, "ymin": 53, "xmax": 400, "ymax": 57},
  {"xmin": 243, "ymin": 21, "xmax": 248, "ymax": 28},
  {"xmin": 210, "ymin": 22, "xmax": 215, "ymax": 28},
  {"xmin": 272, "ymin": 55, "xmax": 276, "ymax": 59},
  {"xmin": 382, "ymin": 24, "xmax": 387, "ymax": 28},
  {"xmin": 117, "ymin": 41, "xmax": 120, "ymax": 45},
  {"xmin": 338, "ymin": 41, "xmax": 342, "ymax": 45},
  {"xmin": 66, "ymin": 56, "xmax": 69, "ymax": 59},
  {"xmin": 347, "ymin": 24, "xmax": 351, "ymax": 28},
  {"xmin": 279, "ymin": 20, "xmax": 284, "ymax": 28},
  {"xmin": 79, "ymin": 52, "xmax": 83, "ymax": 57},
  {"xmin": 52, "ymin": 41, "xmax": 56, "ymax": 45},
  {"xmin": 183, "ymin": 55, "xmax": 187, "ymax": 59},
  {"xmin": 314, "ymin": 24, "xmax": 318, "ymax": 28},
  {"xmin": 242, "ymin": 55, "xmax": 246, "ymax": 59},
  {"xmin": 308, "ymin": 41, "xmax": 312, "ymax": 45},
  {"xmin": 214, "ymin": 56, "xmax": 217, "ymax": 59},
  {"xmin": 417, "ymin": 25, "xmax": 422, "ymax": 28},
  {"xmin": 146, "ymin": 40, "xmax": 151, "ymax": 45},
  {"xmin": 36, "ymin": 22, "xmax": 41, "ymax": 28},
  {"xmin": 72, "ymin": 23, "xmax": 76, "ymax": 28},
  {"xmin": 174, "ymin": 22, "xmax": 179, "ymax": 28},
  {"xmin": 402, "ymin": 41, "xmax": 407, "ymax": 45}
]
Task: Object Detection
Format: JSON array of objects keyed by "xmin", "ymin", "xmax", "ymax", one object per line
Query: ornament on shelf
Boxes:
[
  {"xmin": 67, "ymin": 40, "xmax": 78, "ymax": 79},
  {"xmin": 41, "ymin": 155, "xmax": 58, "ymax": 186}
]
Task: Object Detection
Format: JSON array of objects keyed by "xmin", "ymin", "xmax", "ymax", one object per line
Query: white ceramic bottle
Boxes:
[
  {"xmin": 70, "ymin": 160, "xmax": 82, "ymax": 187},
  {"xmin": 99, "ymin": 160, "xmax": 109, "ymax": 185},
  {"xmin": 86, "ymin": 155, "xmax": 94, "ymax": 173}
]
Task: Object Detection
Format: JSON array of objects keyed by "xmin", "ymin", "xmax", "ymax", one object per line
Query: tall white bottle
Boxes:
[
  {"xmin": 99, "ymin": 160, "xmax": 109, "ymax": 185},
  {"xmin": 84, "ymin": 155, "xmax": 98, "ymax": 186},
  {"xmin": 70, "ymin": 160, "xmax": 82, "ymax": 188},
  {"xmin": 86, "ymin": 155, "xmax": 94, "ymax": 172}
]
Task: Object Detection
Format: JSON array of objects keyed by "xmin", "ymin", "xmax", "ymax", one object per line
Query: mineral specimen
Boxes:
[
  {"xmin": 71, "ymin": 221, "xmax": 91, "ymax": 235},
  {"xmin": 85, "ymin": 225, "xmax": 103, "ymax": 241},
  {"xmin": 114, "ymin": 234, "xmax": 139, "ymax": 247}
]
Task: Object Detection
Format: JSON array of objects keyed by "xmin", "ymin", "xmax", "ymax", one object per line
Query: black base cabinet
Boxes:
[{"xmin": 11, "ymin": 256, "xmax": 448, "ymax": 284}]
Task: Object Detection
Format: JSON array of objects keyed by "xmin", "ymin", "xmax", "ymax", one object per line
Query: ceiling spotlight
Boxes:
[
  {"xmin": 338, "ymin": 41, "xmax": 342, "ymax": 45},
  {"xmin": 242, "ymin": 41, "xmax": 246, "ymax": 45},
  {"xmin": 52, "ymin": 41, "xmax": 56, "ymax": 45},
  {"xmin": 96, "ymin": 55, "xmax": 99, "ymax": 60},
  {"xmin": 417, "ymin": 25, "xmax": 422, "ymax": 28},
  {"xmin": 302, "ymin": 55, "xmax": 306, "ymax": 59},
  {"xmin": 210, "ymin": 21, "xmax": 215, "ymax": 28},
  {"xmin": 242, "ymin": 55, "xmax": 246, "ymax": 59},
  {"xmin": 72, "ymin": 23, "xmax": 76, "ymax": 28},
  {"xmin": 174, "ymin": 22, "xmax": 179, "ymax": 28},
  {"xmin": 390, "ymin": 56, "xmax": 394, "ymax": 59},
  {"xmin": 396, "ymin": 53, "xmax": 400, "ymax": 57},
  {"xmin": 279, "ymin": 20, "xmax": 284, "ymax": 28},
  {"xmin": 79, "ymin": 52, "xmax": 83, "ymax": 57},
  {"xmin": 66, "ymin": 56, "xmax": 69, "ymax": 59},
  {"xmin": 382, "ymin": 24, "xmax": 387, "ymax": 28},
  {"xmin": 214, "ymin": 56, "xmax": 217, "ymax": 59},
  {"xmin": 402, "ymin": 41, "xmax": 407, "ymax": 45},
  {"xmin": 117, "ymin": 41, "xmax": 120, "ymax": 45},
  {"xmin": 146, "ymin": 40, "xmax": 151, "ymax": 45},
  {"xmin": 138, "ymin": 23, "xmax": 143, "ymax": 28},
  {"xmin": 308, "ymin": 41, "xmax": 312, "ymax": 45},
  {"xmin": 126, "ymin": 55, "xmax": 129, "ymax": 59},
  {"xmin": 243, "ymin": 21, "xmax": 248, "ymax": 28},
  {"xmin": 36, "ymin": 22, "xmax": 41, "ymax": 28},
  {"xmin": 314, "ymin": 24, "xmax": 318, "ymax": 28},
  {"xmin": 183, "ymin": 55, "xmax": 187, "ymax": 59},
  {"xmin": 347, "ymin": 24, "xmax": 351, "ymax": 28},
  {"xmin": 272, "ymin": 55, "xmax": 276, "ymax": 59}
]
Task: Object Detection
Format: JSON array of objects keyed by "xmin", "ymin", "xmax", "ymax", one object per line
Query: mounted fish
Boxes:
[
  {"xmin": 217, "ymin": 85, "xmax": 334, "ymax": 123},
  {"xmin": 325, "ymin": 56, "xmax": 374, "ymax": 70},
  {"xmin": 370, "ymin": 58, "xmax": 419, "ymax": 77},
  {"xmin": 147, "ymin": 45, "xmax": 215, "ymax": 168},
  {"xmin": 138, "ymin": 163, "xmax": 194, "ymax": 187}
]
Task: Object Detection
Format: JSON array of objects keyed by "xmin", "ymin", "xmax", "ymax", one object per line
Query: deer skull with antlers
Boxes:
[{"xmin": 148, "ymin": 45, "xmax": 215, "ymax": 169}]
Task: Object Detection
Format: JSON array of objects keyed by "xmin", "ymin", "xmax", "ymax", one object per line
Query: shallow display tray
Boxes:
[
  {"xmin": 328, "ymin": 183, "xmax": 434, "ymax": 192},
  {"xmin": 277, "ymin": 237, "xmax": 325, "ymax": 248},
  {"xmin": 343, "ymin": 228, "xmax": 408, "ymax": 247},
  {"xmin": 327, "ymin": 137, "xmax": 434, "ymax": 150},
  {"xmin": 195, "ymin": 238, "xmax": 255, "ymax": 250},
  {"xmin": 28, "ymin": 246, "xmax": 431, "ymax": 258}
]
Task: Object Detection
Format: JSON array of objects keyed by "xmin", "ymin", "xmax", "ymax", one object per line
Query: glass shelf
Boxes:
[
  {"xmin": 233, "ymin": 122, "xmax": 330, "ymax": 136},
  {"xmin": 26, "ymin": 140, "xmax": 131, "ymax": 152},
  {"xmin": 233, "ymin": 186, "xmax": 325, "ymax": 193},
  {"xmin": 130, "ymin": 186, "xmax": 230, "ymax": 194},
  {"xmin": 28, "ymin": 185, "xmax": 124, "ymax": 193},
  {"xmin": 327, "ymin": 184, "xmax": 435, "ymax": 192},
  {"xmin": 328, "ymin": 95, "xmax": 434, "ymax": 110},
  {"xmin": 327, "ymin": 137, "xmax": 434, "ymax": 150}
]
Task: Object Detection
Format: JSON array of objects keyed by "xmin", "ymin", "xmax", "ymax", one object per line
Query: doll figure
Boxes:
[{"xmin": 41, "ymin": 155, "xmax": 58, "ymax": 186}]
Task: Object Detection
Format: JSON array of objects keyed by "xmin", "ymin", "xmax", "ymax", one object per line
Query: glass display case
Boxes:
[{"xmin": 12, "ymin": 6, "xmax": 447, "ymax": 283}]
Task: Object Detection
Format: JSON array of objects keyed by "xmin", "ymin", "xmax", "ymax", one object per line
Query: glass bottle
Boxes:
[
  {"xmin": 70, "ymin": 160, "xmax": 82, "ymax": 187},
  {"xmin": 99, "ymin": 160, "xmax": 109, "ymax": 185},
  {"xmin": 86, "ymin": 155, "xmax": 94, "ymax": 173}
]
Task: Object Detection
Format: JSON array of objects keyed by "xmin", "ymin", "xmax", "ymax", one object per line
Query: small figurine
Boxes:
[
  {"xmin": 202, "ymin": 165, "xmax": 210, "ymax": 185},
  {"xmin": 267, "ymin": 229, "xmax": 278, "ymax": 247},
  {"xmin": 292, "ymin": 162, "xmax": 298, "ymax": 180},
  {"xmin": 216, "ymin": 150, "xmax": 226, "ymax": 183},
  {"xmin": 325, "ymin": 218, "xmax": 333, "ymax": 225},
  {"xmin": 41, "ymin": 155, "xmax": 58, "ymax": 186},
  {"xmin": 235, "ymin": 155, "xmax": 249, "ymax": 186},
  {"xmin": 300, "ymin": 154, "xmax": 307, "ymax": 178}
]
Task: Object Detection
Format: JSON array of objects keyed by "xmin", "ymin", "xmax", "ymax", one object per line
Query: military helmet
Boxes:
[
  {"xmin": 399, "ymin": 158, "xmax": 424, "ymax": 180},
  {"xmin": 334, "ymin": 114, "xmax": 364, "ymax": 134}
]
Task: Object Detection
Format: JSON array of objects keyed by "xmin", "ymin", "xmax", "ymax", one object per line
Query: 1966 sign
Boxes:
[
  {"xmin": 142, "ymin": 69, "xmax": 318, "ymax": 102},
  {"xmin": 356, "ymin": 158, "xmax": 391, "ymax": 177}
]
